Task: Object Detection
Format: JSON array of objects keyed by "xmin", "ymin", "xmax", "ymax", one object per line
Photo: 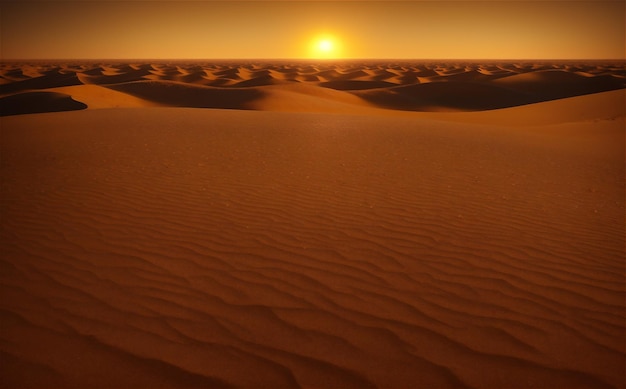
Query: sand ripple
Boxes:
[{"xmin": 1, "ymin": 105, "xmax": 624, "ymax": 387}]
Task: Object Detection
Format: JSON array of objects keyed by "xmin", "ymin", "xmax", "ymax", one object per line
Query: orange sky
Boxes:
[{"xmin": 1, "ymin": 1, "xmax": 624, "ymax": 60}]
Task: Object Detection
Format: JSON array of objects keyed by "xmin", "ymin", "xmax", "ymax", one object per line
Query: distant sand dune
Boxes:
[
  {"xmin": 493, "ymin": 69, "xmax": 625, "ymax": 100},
  {"xmin": 354, "ymin": 81, "xmax": 534, "ymax": 111},
  {"xmin": 77, "ymin": 67, "xmax": 153, "ymax": 85},
  {"xmin": 249, "ymin": 83, "xmax": 375, "ymax": 113},
  {"xmin": 0, "ymin": 71, "xmax": 82, "ymax": 95},
  {"xmin": 106, "ymin": 80, "xmax": 263, "ymax": 109},
  {"xmin": 1, "ymin": 61, "xmax": 622, "ymax": 114},
  {"xmin": 48, "ymin": 84, "xmax": 162, "ymax": 109},
  {"xmin": 318, "ymin": 80, "xmax": 398, "ymax": 91}
]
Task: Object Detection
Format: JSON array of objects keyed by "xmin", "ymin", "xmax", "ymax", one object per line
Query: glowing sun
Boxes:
[
  {"xmin": 309, "ymin": 34, "xmax": 342, "ymax": 59},
  {"xmin": 318, "ymin": 40, "xmax": 333, "ymax": 52}
]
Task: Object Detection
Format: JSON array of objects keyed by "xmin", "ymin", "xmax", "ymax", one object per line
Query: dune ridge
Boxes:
[
  {"xmin": 1, "ymin": 73, "xmax": 625, "ymax": 389},
  {"xmin": 1, "ymin": 60, "xmax": 623, "ymax": 115}
]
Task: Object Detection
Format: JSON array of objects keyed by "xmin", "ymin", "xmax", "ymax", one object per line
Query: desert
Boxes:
[{"xmin": 1, "ymin": 60, "xmax": 625, "ymax": 388}]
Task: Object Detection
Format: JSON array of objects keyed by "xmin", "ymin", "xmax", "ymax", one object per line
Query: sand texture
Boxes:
[{"xmin": 1, "ymin": 61, "xmax": 625, "ymax": 389}]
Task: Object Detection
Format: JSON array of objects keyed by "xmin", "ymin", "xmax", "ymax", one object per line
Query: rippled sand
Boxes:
[{"xmin": 1, "ymin": 61, "xmax": 625, "ymax": 388}]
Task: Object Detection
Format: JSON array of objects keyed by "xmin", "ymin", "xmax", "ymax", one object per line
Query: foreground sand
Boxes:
[{"xmin": 1, "ymin": 61, "xmax": 625, "ymax": 388}]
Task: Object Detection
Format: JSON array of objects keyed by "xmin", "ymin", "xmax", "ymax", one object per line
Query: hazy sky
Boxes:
[{"xmin": 1, "ymin": 1, "xmax": 624, "ymax": 59}]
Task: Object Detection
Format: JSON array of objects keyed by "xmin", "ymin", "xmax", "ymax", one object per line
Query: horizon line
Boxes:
[{"xmin": 3, "ymin": 58, "xmax": 625, "ymax": 62}]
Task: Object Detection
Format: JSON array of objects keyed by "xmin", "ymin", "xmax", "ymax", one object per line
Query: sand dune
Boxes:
[
  {"xmin": 248, "ymin": 83, "xmax": 376, "ymax": 113},
  {"xmin": 426, "ymin": 89, "xmax": 625, "ymax": 126},
  {"xmin": 0, "ymin": 91, "xmax": 87, "ymax": 116},
  {"xmin": 0, "ymin": 70, "xmax": 82, "ymax": 95},
  {"xmin": 1, "ymin": 60, "xmax": 625, "ymax": 388},
  {"xmin": 318, "ymin": 80, "xmax": 397, "ymax": 91},
  {"xmin": 354, "ymin": 82, "xmax": 534, "ymax": 111},
  {"xmin": 1, "ymin": 61, "xmax": 623, "ymax": 114},
  {"xmin": 493, "ymin": 70, "xmax": 624, "ymax": 101},
  {"xmin": 106, "ymin": 80, "xmax": 263, "ymax": 109},
  {"xmin": 47, "ymin": 84, "xmax": 162, "ymax": 109},
  {"xmin": 77, "ymin": 66, "xmax": 154, "ymax": 85}
]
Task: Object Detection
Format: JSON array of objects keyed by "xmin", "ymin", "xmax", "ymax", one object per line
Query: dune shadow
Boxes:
[
  {"xmin": 0, "ymin": 91, "xmax": 87, "ymax": 116},
  {"xmin": 105, "ymin": 80, "xmax": 263, "ymax": 110}
]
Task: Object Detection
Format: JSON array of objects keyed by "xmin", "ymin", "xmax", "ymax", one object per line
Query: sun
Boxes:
[
  {"xmin": 309, "ymin": 34, "xmax": 342, "ymax": 59},
  {"xmin": 318, "ymin": 40, "xmax": 333, "ymax": 52}
]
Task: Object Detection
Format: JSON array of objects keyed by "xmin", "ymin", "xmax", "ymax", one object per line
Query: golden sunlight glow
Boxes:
[
  {"xmin": 2, "ymin": 2, "xmax": 623, "ymax": 60},
  {"xmin": 319, "ymin": 40, "xmax": 333, "ymax": 52},
  {"xmin": 309, "ymin": 34, "xmax": 342, "ymax": 59}
]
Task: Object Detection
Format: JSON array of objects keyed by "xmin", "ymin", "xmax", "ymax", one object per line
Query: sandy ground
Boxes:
[{"xmin": 0, "ymin": 61, "xmax": 625, "ymax": 388}]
